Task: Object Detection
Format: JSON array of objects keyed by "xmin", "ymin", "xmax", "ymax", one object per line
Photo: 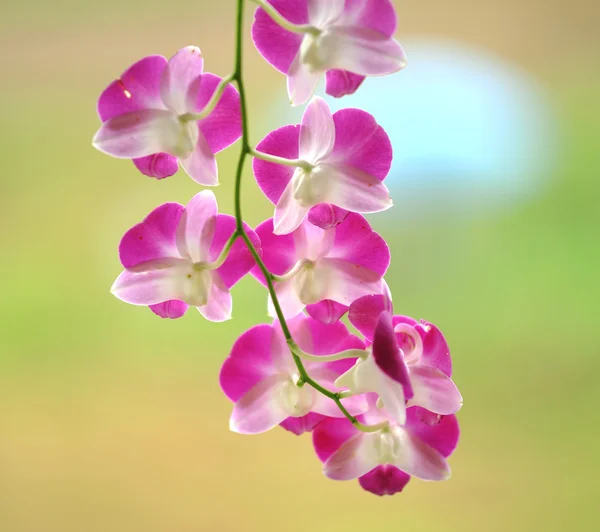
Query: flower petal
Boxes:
[
  {"xmin": 406, "ymin": 407, "xmax": 460, "ymax": 458},
  {"xmin": 196, "ymin": 272, "xmax": 232, "ymax": 322},
  {"xmin": 325, "ymin": 69, "xmax": 365, "ymax": 98},
  {"xmin": 390, "ymin": 425, "xmax": 451, "ymax": 481},
  {"xmin": 195, "ymin": 73, "xmax": 242, "ymax": 153},
  {"xmin": 330, "ymin": 108, "xmax": 392, "ymax": 181},
  {"xmin": 273, "ymin": 178, "xmax": 310, "ymax": 235},
  {"xmin": 220, "ymin": 324, "xmax": 280, "ymax": 402},
  {"xmin": 149, "ymin": 300, "xmax": 188, "ymax": 319},
  {"xmin": 287, "ymin": 51, "xmax": 321, "ymax": 106},
  {"xmin": 251, "ymin": 218, "xmax": 297, "ymax": 281},
  {"xmin": 280, "ymin": 413, "xmax": 326, "ymax": 435},
  {"xmin": 372, "ymin": 312, "xmax": 413, "ymax": 399},
  {"xmin": 97, "ymin": 55, "xmax": 167, "ymax": 121},
  {"xmin": 294, "ymin": 316, "xmax": 364, "ymax": 361},
  {"xmin": 293, "ymin": 218, "xmax": 335, "ymax": 260},
  {"xmin": 330, "ymin": 213, "xmax": 390, "ymax": 275},
  {"xmin": 316, "ymin": 257, "xmax": 384, "ymax": 305},
  {"xmin": 308, "ymin": 0, "xmax": 345, "ymax": 26},
  {"xmin": 251, "ymin": 0, "xmax": 307, "ymax": 74},
  {"xmin": 420, "ymin": 320, "xmax": 453, "ymax": 376},
  {"xmin": 111, "ymin": 262, "xmax": 188, "ymax": 306},
  {"xmin": 335, "ymin": 356, "xmax": 407, "ymax": 425},
  {"xmin": 229, "ymin": 374, "xmax": 290, "ymax": 435},
  {"xmin": 160, "ymin": 46, "xmax": 204, "ymax": 114},
  {"xmin": 307, "ymin": 203, "xmax": 349, "ymax": 230},
  {"xmin": 269, "ymin": 278, "xmax": 305, "ymax": 319},
  {"xmin": 119, "ymin": 202, "xmax": 184, "ymax": 269},
  {"xmin": 93, "ymin": 109, "xmax": 195, "ymax": 159},
  {"xmin": 344, "ymin": 0, "xmax": 397, "ymax": 36},
  {"xmin": 312, "ymin": 387, "xmax": 367, "ymax": 418},
  {"xmin": 253, "ymin": 124, "xmax": 300, "ymax": 205},
  {"xmin": 320, "ymin": 27, "xmax": 406, "ymax": 76},
  {"xmin": 212, "ymin": 215, "xmax": 261, "ymax": 290},
  {"xmin": 306, "ymin": 299, "xmax": 348, "ymax": 324},
  {"xmin": 132, "ymin": 154, "xmax": 179, "ymax": 179},
  {"xmin": 408, "ymin": 365, "xmax": 462, "ymax": 415},
  {"xmin": 323, "ymin": 432, "xmax": 379, "ymax": 480},
  {"xmin": 312, "ymin": 416, "xmax": 357, "ymax": 463},
  {"xmin": 175, "ymin": 190, "xmax": 218, "ymax": 263},
  {"xmin": 299, "ymin": 96, "xmax": 335, "ymax": 163},
  {"xmin": 358, "ymin": 465, "xmax": 410, "ymax": 496},
  {"xmin": 348, "ymin": 294, "xmax": 392, "ymax": 341},
  {"xmin": 179, "ymin": 128, "xmax": 218, "ymax": 186},
  {"xmin": 319, "ymin": 162, "xmax": 393, "ymax": 213}
]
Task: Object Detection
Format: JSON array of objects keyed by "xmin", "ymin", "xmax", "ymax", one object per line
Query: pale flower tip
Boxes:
[
  {"xmin": 182, "ymin": 45, "xmax": 201, "ymax": 56},
  {"xmin": 443, "ymin": 466, "xmax": 452, "ymax": 481},
  {"xmin": 229, "ymin": 417, "xmax": 241, "ymax": 434}
]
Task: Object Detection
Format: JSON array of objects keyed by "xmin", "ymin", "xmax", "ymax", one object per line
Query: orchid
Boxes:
[
  {"xmin": 94, "ymin": 46, "xmax": 241, "ymax": 185},
  {"xmin": 95, "ymin": 0, "xmax": 461, "ymax": 498},
  {"xmin": 253, "ymin": 96, "xmax": 393, "ymax": 235},
  {"xmin": 313, "ymin": 397, "xmax": 460, "ymax": 495},
  {"xmin": 253, "ymin": 213, "xmax": 389, "ymax": 319},
  {"xmin": 111, "ymin": 190, "xmax": 260, "ymax": 322},
  {"xmin": 220, "ymin": 316, "xmax": 368, "ymax": 435},
  {"xmin": 336, "ymin": 295, "xmax": 463, "ymax": 424},
  {"xmin": 252, "ymin": 0, "xmax": 407, "ymax": 105}
]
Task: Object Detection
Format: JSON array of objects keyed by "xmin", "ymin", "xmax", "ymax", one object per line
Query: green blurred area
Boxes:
[{"xmin": 1, "ymin": 1, "xmax": 599, "ymax": 531}]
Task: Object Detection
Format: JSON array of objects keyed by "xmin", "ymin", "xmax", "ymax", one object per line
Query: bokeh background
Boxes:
[{"xmin": 1, "ymin": 0, "xmax": 599, "ymax": 530}]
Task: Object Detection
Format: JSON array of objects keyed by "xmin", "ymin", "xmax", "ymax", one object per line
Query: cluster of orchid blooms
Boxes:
[{"xmin": 93, "ymin": 0, "xmax": 462, "ymax": 496}]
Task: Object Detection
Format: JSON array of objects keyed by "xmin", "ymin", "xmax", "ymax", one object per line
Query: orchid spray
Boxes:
[{"xmin": 93, "ymin": 0, "xmax": 462, "ymax": 496}]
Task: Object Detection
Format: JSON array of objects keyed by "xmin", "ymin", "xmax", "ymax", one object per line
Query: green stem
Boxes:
[
  {"xmin": 180, "ymin": 74, "xmax": 235, "ymax": 123},
  {"xmin": 230, "ymin": 0, "xmax": 379, "ymax": 434},
  {"xmin": 205, "ymin": 231, "xmax": 240, "ymax": 270},
  {"xmin": 296, "ymin": 347, "xmax": 368, "ymax": 363},
  {"xmin": 249, "ymin": 0, "xmax": 320, "ymax": 36},
  {"xmin": 249, "ymin": 147, "xmax": 313, "ymax": 172}
]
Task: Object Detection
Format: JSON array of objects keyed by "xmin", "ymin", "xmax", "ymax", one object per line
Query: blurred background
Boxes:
[{"xmin": 1, "ymin": 0, "xmax": 598, "ymax": 530}]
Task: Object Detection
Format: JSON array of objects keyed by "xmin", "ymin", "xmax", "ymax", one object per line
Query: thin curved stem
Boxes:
[
  {"xmin": 249, "ymin": 147, "xmax": 313, "ymax": 172},
  {"xmin": 296, "ymin": 347, "xmax": 368, "ymax": 363},
  {"xmin": 230, "ymin": 0, "xmax": 380, "ymax": 434},
  {"xmin": 249, "ymin": 0, "xmax": 320, "ymax": 36},
  {"xmin": 205, "ymin": 231, "xmax": 240, "ymax": 270},
  {"xmin": 180, "ymin": 73, "xmax": 235, "ymax": 123}
]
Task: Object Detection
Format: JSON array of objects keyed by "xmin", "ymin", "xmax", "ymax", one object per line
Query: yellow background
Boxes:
[{"xmin": 1, "ymin": 1, "xmax": 598, "ymax": 530}]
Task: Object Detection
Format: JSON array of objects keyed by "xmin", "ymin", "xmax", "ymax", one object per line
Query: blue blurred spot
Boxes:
[{"xmin": 319, "ymin": 39, "xmax": 557, "ymax": 216}]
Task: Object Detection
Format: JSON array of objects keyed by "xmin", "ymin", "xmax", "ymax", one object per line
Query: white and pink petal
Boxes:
[
  {"xmin": 160, "ymin": 46, "xmax": 204, "ymax": 114},
  {"xmin": 175, "ymin": 190, "xmax": 218, "ymax": 263},
  {"xmin": 196, "ymin": 272, "xmax": 232, "ymax": 322},
  {"xmin": 93, "ymin": 108, "xmax": 196, "ymax": 160},
  {"xmin": 408, "ymin": 365, "xmax": 463, "ymax": 415},
  {"xmin": 229, "ymin": 374, "xmax": 291, "ymax": 435}
]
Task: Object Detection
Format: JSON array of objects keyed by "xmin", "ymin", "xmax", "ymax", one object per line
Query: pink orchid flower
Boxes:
[
  {"xmin": 254, "ymin": 96, "xmax": 393, "ymax": 235},
  {"xmin": 335, "ymin": 295, "xmax": 463, "ymax": 424},
  {"xmin": 252, "ymin": 0, "xmax": 407, "ymax": 105},
  {"xmin": 93, "ymin": 46, "xmax": 241, "ymax": 185},
  {"xmin": 252, "ymin": 213, "xmax": 389, "ymax": 320},
  {"xmin": 313, "ymin": 397, "xmax": 460, "ymax": 495},
  {"xmin": 111, "ymin": 190, "xmax": 260, "ymax": 322},
  {"xmin": 219, "ymin": 316, "xmax": 368, "ymax": 435}
]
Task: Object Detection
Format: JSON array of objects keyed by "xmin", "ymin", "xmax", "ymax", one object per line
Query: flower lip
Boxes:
[
  {"xmin": 394, "ymin": 323, "xmax": 423, "ymax": 365},
  {"xmin": 372, "ymin": 312, "xmax": 414, "ymax": 400}
]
